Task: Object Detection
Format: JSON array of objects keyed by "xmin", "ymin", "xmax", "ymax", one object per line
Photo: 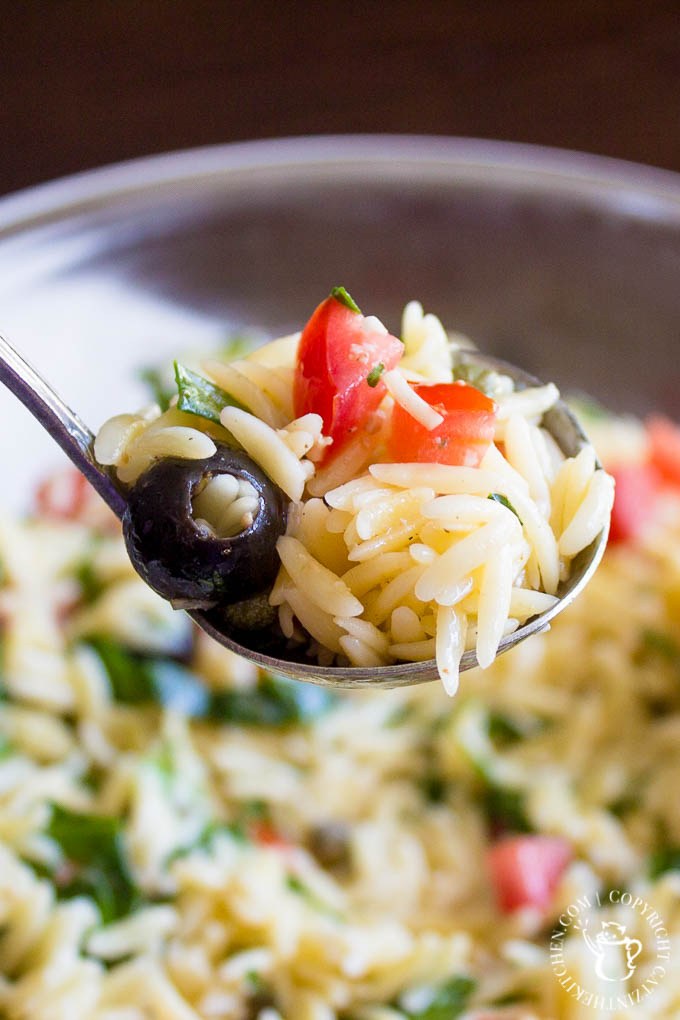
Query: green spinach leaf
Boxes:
[
  {"xmin": 47, "ymin": 805, "xmax": 138, "ymax": 923},
  {"xmin": 482, "ymin": 784, "xmax": 532, "ymax": 834},
  {"xmin": 88, "ymin": 638, "xmax": 337, "ymax": 726},
  {"xmin": 399, "ymin": 976, "xmax": 476, "ymax": 1019},
  {"xmin": 138, "ymin": 366, "xmax": 175, "ymax": 412},
  {"xmin": 649, "ymin": 845, "xmax": 680, "ymax": 880},
  {"xmin": 174, "ymin": 361, "xmax": 245, "ymax": 424}
]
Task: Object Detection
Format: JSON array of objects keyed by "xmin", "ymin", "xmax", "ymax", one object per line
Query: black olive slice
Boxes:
[{"xmin": 123, "ymin": 444, "xmax": 288, "ymax": 610}]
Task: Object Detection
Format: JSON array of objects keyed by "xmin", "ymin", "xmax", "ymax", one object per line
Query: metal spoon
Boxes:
[{"xmin": 0, "ymin": 333, "xmax": 608, "ymax": 689}]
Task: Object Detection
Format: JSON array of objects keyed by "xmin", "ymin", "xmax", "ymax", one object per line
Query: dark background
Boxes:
[{"xmin": 2, "ymin": 0, "xmax": 679, "ymax": 198}]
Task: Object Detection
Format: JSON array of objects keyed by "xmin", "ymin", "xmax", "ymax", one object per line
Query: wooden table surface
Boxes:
[{"xmin": 1, "ymin": 0, "xmax": 679, "ymax": 198}]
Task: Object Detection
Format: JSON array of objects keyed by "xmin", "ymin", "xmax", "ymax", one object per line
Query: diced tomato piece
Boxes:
[
  {"xmin": 647, "ymin": 415, "xmax": 680, "ymax": 488},
  {"xmin": 387, "ymin": 380, "xmax": 496, "ymax": 466},
  {"xmin": 488, "ymin": 834, "xmax": 572, "ymax": 913},
  {"xmin": 35, "ymin": 468, "xmax": 92, "ymax": 521},
  {"xmin": 293, "ymin": 289, "xmax": 403, "ymax": 460},
  {"xmin": 608, "ymin": 463, "xmax": 660, "ymax": 544},
  {"xmin": 250, "ymin": 820, "xmax": 291, "ymax": 849},
  {"xmin": 35, "ymin": 467, "xmax": 118, "ymax": 531}
]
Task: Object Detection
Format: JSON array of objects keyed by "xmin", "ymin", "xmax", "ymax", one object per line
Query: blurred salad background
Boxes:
[{"xmin": 1, "ymin": 0, "xmax": 679, "ymax": 197}]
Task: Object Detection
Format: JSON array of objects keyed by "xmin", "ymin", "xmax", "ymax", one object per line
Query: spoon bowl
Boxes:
[{"xmin": 0, "ymin": 333, "xmax": 608, "ymax": 689}]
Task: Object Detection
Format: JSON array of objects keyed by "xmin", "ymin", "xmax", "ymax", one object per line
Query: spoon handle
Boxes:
[{"xmin": 0, "ymin": 333, "xmax": 126, "ymax": 519}]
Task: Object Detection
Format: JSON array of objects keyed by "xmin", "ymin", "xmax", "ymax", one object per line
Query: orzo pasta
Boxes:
[
  {"xmin": 1, "ymin": 405, "xmax": 680, "ymax": 1017},
  {"xmin": 95, "ymin": 293, "xmax": 613, "ymax": 694}
]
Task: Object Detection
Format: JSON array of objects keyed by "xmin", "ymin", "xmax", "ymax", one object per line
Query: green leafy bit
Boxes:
[
  {"xmin": 218, "ymin": 334, "xmax": 256, "ymax": 361},
  {"xmin": 0, "ymin": 733, "xmax": 13, "ymax": 759},
  {"xmin": 491, "ymin": 989, "xmax": 532, "ymax": 1007},
  {"xmin": 210, "ymin": 673, "xmax": 338, "ymax": 726},
  {"xmin": 245, "ymin": 969, "xmax": 266, "ymax": 992},
  {"xmin": 639, "ymin": 628, "xmax": 680, "ymax": 664},
  {"xmin": 286, "ymin": 874, "xmax": 343, "ymax": 919},
  {"xmin": 608, "ymin": 792, "xmax": 640, "ymax": 818},
  {"xmin": 398, "ymin": 976, "xmax": 477, "ymax": 1020},
  {"xmin": 366, "ymin": 362, "xmax": 385, "ymax": 387},
  {"xmin": 138, "ymin": 366, "xmax": 175, "ymax": 412},
  {"xmin": 47, "ymin": 805, "xmax": 137, "ymax": 923},
  {"xmin": 648, "ymin": 845, "xmax": 680, "ymax": 880},
  {"xmin": 174, "ymin": 361, "xmax": 245, "ymax": 425},
  {"xmin": 568, "ymin": 394, "xmax": 610, "ymax": 424},
  {"xmin": 386, "ymin": 703, "xmax": 416, "ymax": 727},
  {"xmin": 487, "ymin": 710, "xmax": 528, "ymax": 747},
  {"xmin": 240, "ymin": 799, "xmax": 270, "ymax": 821},
  {"xmin": 452, "ymin": 360, "xmax": 493, "ymax": 393},
  {"xmin": 86, "ymin": 637, "xmax": 212, "ymax": 717},
  {"xmin": 73, "ymin": 558, "xmax": 106, "ymax": 605},
  {"xmin": 482, "ymin": 784, "xmax": 532, "ymax": 834},
  {"xmin": 419, "ymin": 770, "xmax": 448, "ymax": 804},
  {"xmin": 87, "ymin": 637, "xmax": 337, "ymax": 726},
  {"xmin": 167, "ymin": 819, "xmax": 252, "ymax": 865},
  {"xmin": 330, "ymin": 286, "xmax": 361, "ymax": 314},
  {"xmin": 0, "ymin": 633, "xmax": 6, "ymax": 696},
  {"xmin": 488, "ymin": 493, "xmax": 523, "ymax": 524}
]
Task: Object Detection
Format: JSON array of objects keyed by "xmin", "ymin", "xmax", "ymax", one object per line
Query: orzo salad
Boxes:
[
  {"xmin": 94, "ymin": 291, "xmax": 613, "ymax": 694},
  {"xmin": 1, "ymin": 404, "xmax": 680, "ymax": 1018}
]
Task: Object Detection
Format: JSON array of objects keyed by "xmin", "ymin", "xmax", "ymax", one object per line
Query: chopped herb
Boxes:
[
  {"xmin": 241, "ymin": 799, "xmax": 270, "ymax": 821},
  {"xmin": 87, "ymin": 638, "xmax": 337, "ymax": 726},
  {"xmin": 168, "ymin": 819, "xmax": 250, "ymax": 863},
  {"xmin": 491, "ymin": 989, "xmax": 532, "ymax": 1007},
  {"xmin": 330, "ymin": 286, "xmax": 361, "ymax": 314},
  {"xmin": 568, "ymin": 394, "xmax": 610, "ymax": 423},
  {"xmin": 218, "ymin": 334, "xmax": 257, "ymax": 361},
  {"xmin": 245, "ymin": 970, "xmax": 265, "ymax": 992},
  {"xmin": 0, "ymin": 632, "xmax": 6, "ymax": 697},
  {"xmin": 86, "ymin": 637, "xmax": 212, "ymax": 716},
  {"xmin": 47, "ymin": 805, "xmax": 137, "ymax": 923},
  {"xmin": 386, "ymin": 703, "xmax": 416, "ymax": 727},
  {"xmin": 0, "ymin": 733, "xmax": 13, "ymax": 759},
  {"xmin": 488, "ymin": 493, "xmax": 523, "ymax": 524},
  {"xmin": 285, "ymin": 874, "xmax": 307, "ymax": 895},
  {"xmin": 74, "ymin": 558, "xmax": 105, "ymax": 605},
  {"xmin": 487, "ymin": 710, "xmax": 527, "ymax": 747},
  {"xmin": 366, "ymin": 362, "xmax": 385, "ymax": 387},
  {"xmin": 419, "ymin": 770, "xmax": 448, "ymax": 804},
  {"xmin": 174, "ymin": 361, "xmax": 245, "ymax": 424},
  {"xmin": 398, "ymin": 975, "xmax": 477, "ymax": 1019},
  {"xmin": 452, "ymin": 360, "xmax": 493, "ymax": 393},
  {"xmin": 608, "ymin": 792, "xmax": 640, "ymax": 818},
  {"xmin": 639, "ymin": 628, "xmax": 680, "ymax": 663},
  {"xmin": 286, "ymin": 874, "xmax": 343, "ymax": 919},
  {"xmin": 138, "ymin": 366, "xmax": 175, "ymax": 412},
  {"xmin": 205, "ymin": 820, "xmax": 250, "ymax": 846},
  {"xmin": 210, "ymin": 673, "xmax": 338, "ymax": 726},
  {"xmin": 482, "ymin": 784, "xmax": 532, "ymax": 834},
  {"xmin": 648, "ymin": 845, "xmax": 680, "ymax": 880}
]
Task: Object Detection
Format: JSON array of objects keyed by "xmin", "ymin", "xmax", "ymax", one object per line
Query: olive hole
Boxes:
[{"xmin": 192, "ymin": 473, "xmax": 260, "ymax": 538}]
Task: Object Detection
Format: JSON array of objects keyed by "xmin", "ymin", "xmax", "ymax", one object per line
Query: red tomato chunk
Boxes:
[
  {"xmin": 488, "ymin": 834, "xmax": 572, "ymax": 913},
  {"xmin": 35, "ymin": 468, "xmax": 93, "ymax": 522},
  {"xmin": 608, "ymin": 463, "xmax": 660, "ymax": 545},
  {"xmin": 293, "ymin": 290, "xmax": 403, "ymax": 461},
  {"xmin": 647, "ymin": 415, "xmax": 680, "ymax": 488},
  {"xmin": 250, "ymin": 820, "xmax": 291, "ymax": 850},
  {"xmin": 388, "ymin": 381, "xmax": 497, "ymax": 467}
]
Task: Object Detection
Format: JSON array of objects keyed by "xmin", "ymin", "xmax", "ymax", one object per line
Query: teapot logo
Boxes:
[
  {"xmin": 580, "ymin": 920, "xmax": 642, "ymax": 982},
  {"xmin": 550, "ymin": 889, "xmax": 671, "ymax": 1010}
]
